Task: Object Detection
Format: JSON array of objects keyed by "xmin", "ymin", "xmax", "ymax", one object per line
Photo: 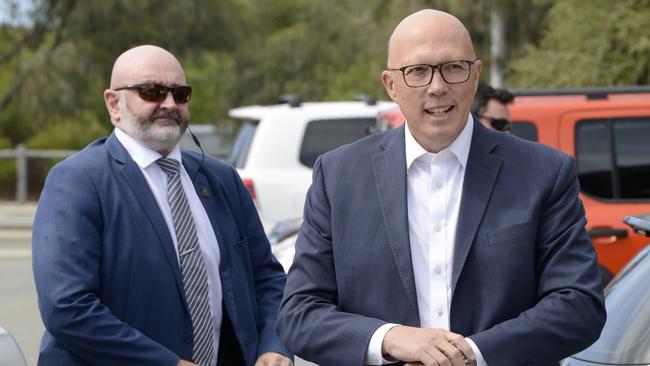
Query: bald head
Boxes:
[
  {"xmin": 104, "ymin": 45, "xmax": 190, "ymax": 155},
  {"xmin": 110, "ymin": 45, "xmax": 186, "ymax": 89},
  {"xmin": 381, "ymin": 9, "xmax": 481, "ymax": 153},
  {"xmin": 387, "ymin": 9, "xmax": 475, "ymax": 67}
]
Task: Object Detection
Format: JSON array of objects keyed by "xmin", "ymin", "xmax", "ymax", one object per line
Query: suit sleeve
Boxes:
[
  {"xmin": 469, "ymin": 155, "xmax": 607, "ymax": 365},
  {"xmin": 228, "ymin": 166, "xmax": 292, "ymax": 360},
  {"xmin": 32, "ymin": 162, "xmax": 180, "ymax": 366},
  {"xmin": 277, "ymin": 157, "xmax": 386, "ymax": 366}
]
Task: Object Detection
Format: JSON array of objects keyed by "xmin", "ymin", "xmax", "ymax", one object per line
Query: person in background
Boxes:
[
  {"xmin": 472, "ymin": 81, "xmax": 514, "ymax": 132},
  {"xmin": 32, "ymin": 45, "xmax": 292, "ymax": 366},
  {"xmin": 277, "ymin": 9, "xmax": 605, "ymax": 366}
]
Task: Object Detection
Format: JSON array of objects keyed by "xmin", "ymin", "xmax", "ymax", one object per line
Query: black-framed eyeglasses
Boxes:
[
  {"xmin": 386, "ymin": 60, "xmax": 476, "ymax": 87},
  {"xmin": 478, "ymin": 115, "xmax": 512, "ymax": 132},
  {"xmin": 114, "ymin": 83, "xmax": 192, "ymax": 104}
]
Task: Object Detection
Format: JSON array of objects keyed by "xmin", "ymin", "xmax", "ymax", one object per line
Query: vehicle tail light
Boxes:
[{"xmin": 242, "ymin": 178, "xmax": 257, "ymax": 202}]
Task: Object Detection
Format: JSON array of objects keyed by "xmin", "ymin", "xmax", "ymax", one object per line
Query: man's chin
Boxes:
[
  {"xmin": 152, "ymin": 125, "xmax": 182, "ymax": 139},
  {"xmin": 142, "ymin": 127, "xmax": 183, "ymax": 152},
  {"xmin": 143, "ymin": 138, "xmax": 180, "ymax": 154}
]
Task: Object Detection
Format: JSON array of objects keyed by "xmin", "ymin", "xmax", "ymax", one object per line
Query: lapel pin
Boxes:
[{"xmin": 201, "ymin": 186, "xmax": 210, "ymax": 198}]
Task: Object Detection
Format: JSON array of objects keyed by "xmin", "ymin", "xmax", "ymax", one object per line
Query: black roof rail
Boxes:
[
  {"xmin": 276, "ymin": 94, "xmax": 302, "ymax": 107},
  {"xmin": 352, "ymin": 94, "xmax": 377, "ymax": 105},
  {"xmin": 511, "ymin": 86, "xmax": 650, "ymax": 100}
]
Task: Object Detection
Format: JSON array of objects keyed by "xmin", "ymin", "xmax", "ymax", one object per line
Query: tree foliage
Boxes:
[
  {"xmin": 0, "ymin": 0, "xmax": 433, "ymax": 147},
  {"xmin": 0, "ymin": 0, "xmax": 649, "ymax": 149},
  {"xmin": 510, "ymin": 0, "xmax": 650, "ymax": 87}
]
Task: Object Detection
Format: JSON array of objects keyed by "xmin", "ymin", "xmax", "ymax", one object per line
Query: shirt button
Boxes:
[
  {"xmin": 435, "ymin": 181, "xmax": 443, "ymax": 189},
  {"xmin": 434, "ymin": 225, "xmax": 442, "ymax": 232},
  {"xmin": 183, "ymin": 333, "xmax": 193, "ymax": 344},
  {"xmin": 435, "ymin": 266, "xmax": 442, "ymax": 274},
  {"xmin": 437, "ymin": 308, "xmax": 444, "ymax": 317}
]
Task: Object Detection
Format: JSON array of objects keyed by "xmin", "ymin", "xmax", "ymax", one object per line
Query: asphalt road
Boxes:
[
  {"xmin": 0, "ymin": 207, "xmax": 316, "ymax": 366},
  {"xmin": 0, "ymin": 231, "xmax": 42, "ymax": 366}
]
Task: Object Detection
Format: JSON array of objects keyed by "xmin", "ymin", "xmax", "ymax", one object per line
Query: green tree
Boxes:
[{"xmin": 509, "ymin": 0, "xmax": 650, "ymax": 87}]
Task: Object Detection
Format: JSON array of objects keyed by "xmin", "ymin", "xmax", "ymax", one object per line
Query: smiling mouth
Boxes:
[{"xmin": 424, "ymin": 105, "xmax": 453, "ymax": 117}]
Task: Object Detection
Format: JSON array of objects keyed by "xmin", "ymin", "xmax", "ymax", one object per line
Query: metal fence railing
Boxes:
[{"xmin": 0, "ymin": 144, "xmax": 77, "ymax": 203}]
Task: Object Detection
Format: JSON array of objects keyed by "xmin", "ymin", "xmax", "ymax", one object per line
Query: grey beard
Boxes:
[
  {"xmin": 135, "ymin": 123, "xmax": 184, "ymax": 153},
  {"xmin": 119, "ymin": 98, "xmax": 188, "ymax": 154}
]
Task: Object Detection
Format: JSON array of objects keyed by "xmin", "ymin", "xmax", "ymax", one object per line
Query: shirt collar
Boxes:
[
  {"xmin": 114, "ymin": 127, "xmax": 182, "ymax": 169},
  {"xmin": 404, "ymin": 114, "xmax": 474, "ymax": 172}
]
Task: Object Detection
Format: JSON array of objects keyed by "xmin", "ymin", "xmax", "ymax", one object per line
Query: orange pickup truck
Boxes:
[{"xmin": 378, "ymin": 86, "xmax": 650, "ymax": 283}]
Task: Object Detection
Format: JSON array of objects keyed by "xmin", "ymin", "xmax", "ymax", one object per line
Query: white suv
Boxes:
[{"xmin": 228, "ymin": 98, "xmax": 397, "ymax": 232}]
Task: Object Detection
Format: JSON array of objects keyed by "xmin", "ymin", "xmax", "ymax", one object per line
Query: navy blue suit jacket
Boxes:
[
  {"xmin": 278, "ymin": 120, "xmax": 606, "ymax": 365},
  {"xmin": 32, "ymin": 133, "xmax": 289, "ymax": 365}
]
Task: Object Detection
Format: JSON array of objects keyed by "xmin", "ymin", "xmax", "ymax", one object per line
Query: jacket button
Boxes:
[{"xmin": 184, "ymin": 333, "xmax": 193, "ymax": 344}]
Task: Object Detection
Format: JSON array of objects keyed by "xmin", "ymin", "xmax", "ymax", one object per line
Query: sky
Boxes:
[{"xmin": 0, "ymin": 0, "xmax": 34, "ymax": 26}]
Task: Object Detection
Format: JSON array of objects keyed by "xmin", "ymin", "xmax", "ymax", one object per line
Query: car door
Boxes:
[{"xmin": 559, "ymin": 107, "xmax": 650, "ymax": 275}]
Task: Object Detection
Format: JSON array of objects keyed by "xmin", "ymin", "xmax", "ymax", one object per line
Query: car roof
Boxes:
[
  {"xmin": 511, "ymin": 86, "xmax": 650, "ymax": 106},
  {"xmin": 229, "ymin": 101, "xmax": 397, "ymax": 121}
]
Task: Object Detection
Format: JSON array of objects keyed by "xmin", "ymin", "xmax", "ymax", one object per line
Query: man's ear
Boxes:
[
  {"xmin": 381, "ymin": 71, "xmax": 398, "ymax": 101},
  {"xmin": 104, "ymin": 89, "xmax": 121, "ymax": 127}
]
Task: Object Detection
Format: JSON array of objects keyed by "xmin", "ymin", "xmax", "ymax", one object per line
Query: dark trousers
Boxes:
[{"xmin": 217, "ymin": 310, "xmax": 246, "ymax": 366}]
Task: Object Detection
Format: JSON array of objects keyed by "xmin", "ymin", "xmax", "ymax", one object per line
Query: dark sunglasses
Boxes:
[
  {"xmin": 114, "ymin": 83, "xmax": 192, "ymax": 104},
  {"xmin": 478, "ymin": 115, "xmax": 512, "ymax": 132}
]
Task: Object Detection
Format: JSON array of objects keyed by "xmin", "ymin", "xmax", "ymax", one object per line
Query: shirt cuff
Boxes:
[
  {"xmin": 465, "ymin": 337, "xmax": 488, "ymax": 366},
  {"xmin": 365, "ymin": 323, "xmax": 398, "ymax": 365}
]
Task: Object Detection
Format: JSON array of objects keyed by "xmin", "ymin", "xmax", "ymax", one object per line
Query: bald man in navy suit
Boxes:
[
  {"xmin": 33, "ymin": 45, "xmax": 291, "ymax": 366},
  {"xmin": 278, "ymin": 10, "xmax": 605, "ymax": 366}
]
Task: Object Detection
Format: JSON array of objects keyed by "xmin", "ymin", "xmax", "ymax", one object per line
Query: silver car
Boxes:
[
  {"xmin": 561, "ymin": 213, "xmax": 650, "ymax": 366},
  {"xmin": 0, "ymin": 326, "xmax": 27, "ymax": 366}
]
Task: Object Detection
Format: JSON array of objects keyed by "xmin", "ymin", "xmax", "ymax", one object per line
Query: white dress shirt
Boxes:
[
  {"xmin": 115, "ymin": 128, "xmax": 222, "ymax": 365},
  {"xmin": 365, "ymin": 117, "xmax": 487, "ymax": 366}
]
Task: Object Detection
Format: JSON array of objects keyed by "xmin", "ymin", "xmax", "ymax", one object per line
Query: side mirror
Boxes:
[{"xmin": 624, "ymin": 213, "xmax": 650, "ymax": 237}]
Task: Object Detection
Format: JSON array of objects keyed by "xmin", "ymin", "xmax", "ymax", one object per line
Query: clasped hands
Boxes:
[
  {"xmin": 382, "ymin": 325, "xmax": 476, "ymax": 366},
  {"xmin": 178, "ymin": 351, "xmax": 292, "ymax": 366}
]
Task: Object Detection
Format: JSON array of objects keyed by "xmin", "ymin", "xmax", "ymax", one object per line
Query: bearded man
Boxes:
[{"xmin": 32, "ymin": 45, "xmax": 291, "ymax": 366}]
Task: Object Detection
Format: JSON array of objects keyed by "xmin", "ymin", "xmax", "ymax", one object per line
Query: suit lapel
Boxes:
[
  {"xmin": 451, "ymin": 121, "xmax": 502, "ymax": 293},
  {"xmin": 371, "ymin": 127, "xmax": 419, "ymax": 317},
  {"xmin": 182, "ymin": 155, "xmax": 227, "ymax": 258},
  {"xmin": 106, "ymin": 134, "xmax": 188, "ymax": 310}
]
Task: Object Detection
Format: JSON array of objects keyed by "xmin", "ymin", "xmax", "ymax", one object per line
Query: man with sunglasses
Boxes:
[
  {"xmin": 472, "ymin": 81, "xmax": 514, "ymax": 132},
  {"xmin": 278, "ymin": 9, "xmax": 605, "ymax": 366},
  {"xmin": 32, "ymin": 45, "xmax": 291, "ymax": 366}
]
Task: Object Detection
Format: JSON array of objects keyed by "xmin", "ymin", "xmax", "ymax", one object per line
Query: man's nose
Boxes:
[
  {"xmin": 426, "ymin": 69, "xmax": 448, "ymax": 96},
  {"xmin": 159, "ymin": 91, "xmax": 177, "ymax": 108}
]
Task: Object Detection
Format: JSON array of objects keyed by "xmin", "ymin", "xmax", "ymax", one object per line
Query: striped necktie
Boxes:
[{"xmin": 157, "ymin": 157, "xmax": 214, "ymax": 366}]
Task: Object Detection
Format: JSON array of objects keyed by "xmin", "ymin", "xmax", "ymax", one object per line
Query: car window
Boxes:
[
  {"xmin": 576, "ymin": 117, "xmax": 650, "ymax": 200},
  {"xmin": 299, "ymin": 118, "xmax": 376, "ymax": 168},
  {"xmin": 229, "ymin": 121, "xmax": 258, "ymax": 168},
  {"xmin": 613, "ymin": 120, "xmax": 650, "ymax": 199},
  {"xmin": 179, "ymin": 130, "xmax": 228, "ymax": 159},
  {"xmin": 568, "ymin": 247, "xmax": 650, "ymax": 365},
  {"xmin": 510, "ymin": 121, "xmax": 538, "ymax": 141}
]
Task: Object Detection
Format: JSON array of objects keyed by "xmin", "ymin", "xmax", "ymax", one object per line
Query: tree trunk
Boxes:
[{"xmin": 490, "ymin": 4, "xmax": 506, "ymax": 88}]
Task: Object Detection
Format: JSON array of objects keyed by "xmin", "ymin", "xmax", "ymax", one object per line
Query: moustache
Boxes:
[{"xmin": 151, "ymin": 109, "xmax": 181, "ymax": 123}]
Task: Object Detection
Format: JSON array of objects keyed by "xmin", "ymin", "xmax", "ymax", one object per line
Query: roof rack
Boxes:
[
  {"xmin": 511, "ymin": 86, "xmax": 650, "ymax": 100},
  {"xmin": 352, "ymin": 94, "xmax": 377, "ymax": 105},
  {"xmin": 276, "ymin": 94, "xmax": 302, "ymax": 107}
]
